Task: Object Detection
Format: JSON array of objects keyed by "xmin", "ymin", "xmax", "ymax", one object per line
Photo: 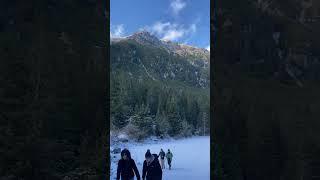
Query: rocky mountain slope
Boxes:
[
  {"xmin": 110, "ymin": 31, "xmax": 210, "ymax": 139},
  {"xmin": 111, "ymin": 31, "xmax": 210, "ymax": 88},
  {"xmin": 112, "ymin": 31, "xmax": 209, "ymax": 60}
]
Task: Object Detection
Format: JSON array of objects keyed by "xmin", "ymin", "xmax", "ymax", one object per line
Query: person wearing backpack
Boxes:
[
  {"xmin": 166, "ymin": 149, "xmax": 173, "ymax": 170},
  {"xmin": 158, "ymin": 149, "xmax": 166, "ymax": 169},
  {"xmin": 142, "ymin": 151, "xmax": 162, "ymax": 180}
]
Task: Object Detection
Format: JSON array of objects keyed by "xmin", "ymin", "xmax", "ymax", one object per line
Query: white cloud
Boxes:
[
  {"xmin": 146, "ymin": 21, "xmax": 197, "ymax": 41},
  {"xmin": 162, "ymin": 30, "xmax": 185, "ymax": 41},
  {"xmin": 152, "ymin": 22, "xmax": 171, "ymax": 35},
  {"xmin": 206, "ymin": 45, "xmax": 210, "ymax": 51},
  {"xmin": 110, "ymin": 24, "xmax": 125, "ymax": 38},
  {"xmin": 189, "ymin": 23, "xmax": 197, "ymax": 33},
  {"xmin": 170, "ymin": 0, "xmax": 186, "ymax": 15}
]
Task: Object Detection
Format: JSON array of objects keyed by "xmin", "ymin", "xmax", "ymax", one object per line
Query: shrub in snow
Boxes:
[
  {"xmin": 181, "ymin": 121, "xmax": 193, "ymax": 137},
  {"xmin": 122, "ymin": 122, "xmax": 148, "ymax": 141},
  {"xmin": 117, "ymin": 133, "xmax": 129, "ymax": 142}
]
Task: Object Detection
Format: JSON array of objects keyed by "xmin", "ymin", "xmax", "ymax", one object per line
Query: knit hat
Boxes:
[{"xmin": 145, "ymin": 151, "xmax": 152, "ymax": 158}]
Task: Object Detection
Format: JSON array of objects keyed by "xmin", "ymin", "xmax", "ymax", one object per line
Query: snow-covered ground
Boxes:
[{"xmin": 110, "ymin": 136, "xmax": 210, "ymax": 180}]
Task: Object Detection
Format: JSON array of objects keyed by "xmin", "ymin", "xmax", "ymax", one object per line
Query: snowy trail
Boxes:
[{"xmin": 110, "ymin": 136, "xmax": 210, "ymax": 180}]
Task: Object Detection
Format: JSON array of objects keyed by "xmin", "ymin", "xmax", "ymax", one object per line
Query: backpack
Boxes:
[
  {"xmin": 153, "ymin": 154, "xmax": 159, "ymax": 160},
  {"xmin": 160, "ymin": 152, "xmax": 165, "ymax": 159}
]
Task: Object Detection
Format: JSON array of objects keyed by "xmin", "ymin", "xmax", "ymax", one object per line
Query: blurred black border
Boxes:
[
  {"xmin": 0, "ymin": 0, "xmax": 110, "ymax": 179},
  {"xmin": 210, "ymin": 0, "xmax": 215, "ymax": 179}
]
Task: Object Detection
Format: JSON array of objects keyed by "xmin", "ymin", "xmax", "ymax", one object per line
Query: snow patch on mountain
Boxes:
[{"xmin": 111, "ymin": 30, "xmax": 210, "ymax": 63}]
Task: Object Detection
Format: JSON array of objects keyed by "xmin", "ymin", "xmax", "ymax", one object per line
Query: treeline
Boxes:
[{"xmin": 110, "ymin": 71, "xmax": 209, "ymax": 139}]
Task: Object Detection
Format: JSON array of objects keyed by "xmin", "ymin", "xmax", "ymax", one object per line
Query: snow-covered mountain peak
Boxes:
[
  {"xmin": 111, "ymin": 30, "xmax": 210, "ymax": 63},
  {"xmin": 127, "ymin": 30, "xmax": 163, "ymax": 47}
]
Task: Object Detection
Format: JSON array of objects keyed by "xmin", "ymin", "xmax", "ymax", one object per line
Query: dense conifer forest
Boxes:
[{"xmin": 110, "ymin": 33, "xmax": 210, "ymax": 139}]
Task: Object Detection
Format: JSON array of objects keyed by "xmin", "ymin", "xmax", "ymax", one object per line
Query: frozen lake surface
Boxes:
[{"xmin": 110, "ymin": 136, "xmax": 210, "ymax": 180}]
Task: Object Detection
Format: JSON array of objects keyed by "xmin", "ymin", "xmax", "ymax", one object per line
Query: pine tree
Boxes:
[
  {"xmin": 202, "ymin": 112, "xmax": 209, "ymax": 136},
  {"xmin": 167, "ymin": 96, "xmax": 183, "ymax": 136},
  {"xmin": 181, "ymin": 120, "xmax": 193, "ymax": 137},
  {"xmin": 155, "ymin": 110, "xmax": 170, "ymax": 136},
  {"xmin": 110, "ymin": 74, "xmax": 129, "ymax": 129},
  {"xmin": 167, "ymin": 110, "xmax": 182, "ymax": 136},
  {"xmin": 187, "ymin": 98, "xmax": 200, "ymax": 129},
  {"xmin": 146, "ymin": 86, "xmax": 159, "ymax": 115},
  {"xmin": 177, "ymin": 92, "xmax": 188, "ymax": 121},
  {"xmin": 132, "ymin": 104, "xmax": 153, "ymax": 136}
]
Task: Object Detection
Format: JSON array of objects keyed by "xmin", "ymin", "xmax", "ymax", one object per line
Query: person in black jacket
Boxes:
[
  {"xmin": 117, "ymin": 148, "xmax": 141, "ymax": 180},
  {"xmin": 142, "ymin": 151, "xmax": 162, "ymax": 180}
]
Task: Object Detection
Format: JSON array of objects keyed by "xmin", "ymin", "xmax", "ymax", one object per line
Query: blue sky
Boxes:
[{"xmin": 110, "ymin": 0, "xmax": 210, "ymax": 50}]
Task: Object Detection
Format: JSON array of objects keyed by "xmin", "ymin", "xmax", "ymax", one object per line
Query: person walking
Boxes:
[
  {"xmin": 166, "ymin": 149, "xmax": 173, "ymax": 170},
  {"xmin": 116, "ymin": 148, "xmax": 141, "ymax": 180},
  {"xmin": 142, "ymin": 151, "xmax": 162, "ymax": 180},
  {"xmin": 158, "ymin": 149, "xmax": 165, "ymax": 169}
]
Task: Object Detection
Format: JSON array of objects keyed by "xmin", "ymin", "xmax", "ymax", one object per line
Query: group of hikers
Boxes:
[{"xmin": 116, "ymin": 148, "xmax": 173, "ymax": 180}]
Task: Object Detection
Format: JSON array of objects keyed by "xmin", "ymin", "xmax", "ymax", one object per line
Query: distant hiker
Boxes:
[
  {"xmin": 158, "ymin": 149, "xmax": 166, "ymax": 169},
  {"xmin": 117, "ymin": 148, "xmax": 141, "ymax": 180},
  {"xmin": 166, "ymin": 149, "xmax": 173, "ymax": 170},
  {"xmin": 142, "ymin": 151, "xmax": 162, "ymax": 180}
]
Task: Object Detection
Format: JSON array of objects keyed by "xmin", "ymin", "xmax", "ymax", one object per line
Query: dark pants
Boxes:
[{"xmin": 167, "ymin": 159, "xmax": 172, "ymax": 168}]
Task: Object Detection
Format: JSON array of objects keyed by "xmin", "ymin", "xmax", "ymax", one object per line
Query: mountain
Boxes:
[
  {"xmin": 110, "ymin": 31, "xmax": 210, "ymax": 88},
  {"xmin": 110, "ymin": 30, "xmax": 210, "ymax": 138},
  {"xmin": 127, "ymin": 31, "xmax": 164, "ymax": 48},
  {"xmin": 111, "ymin": 31, "xmax": 210, "ymax": 63},
  {"xmin": 111, "ymin": 31, "xmax": 209, "ymax": 60}
]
